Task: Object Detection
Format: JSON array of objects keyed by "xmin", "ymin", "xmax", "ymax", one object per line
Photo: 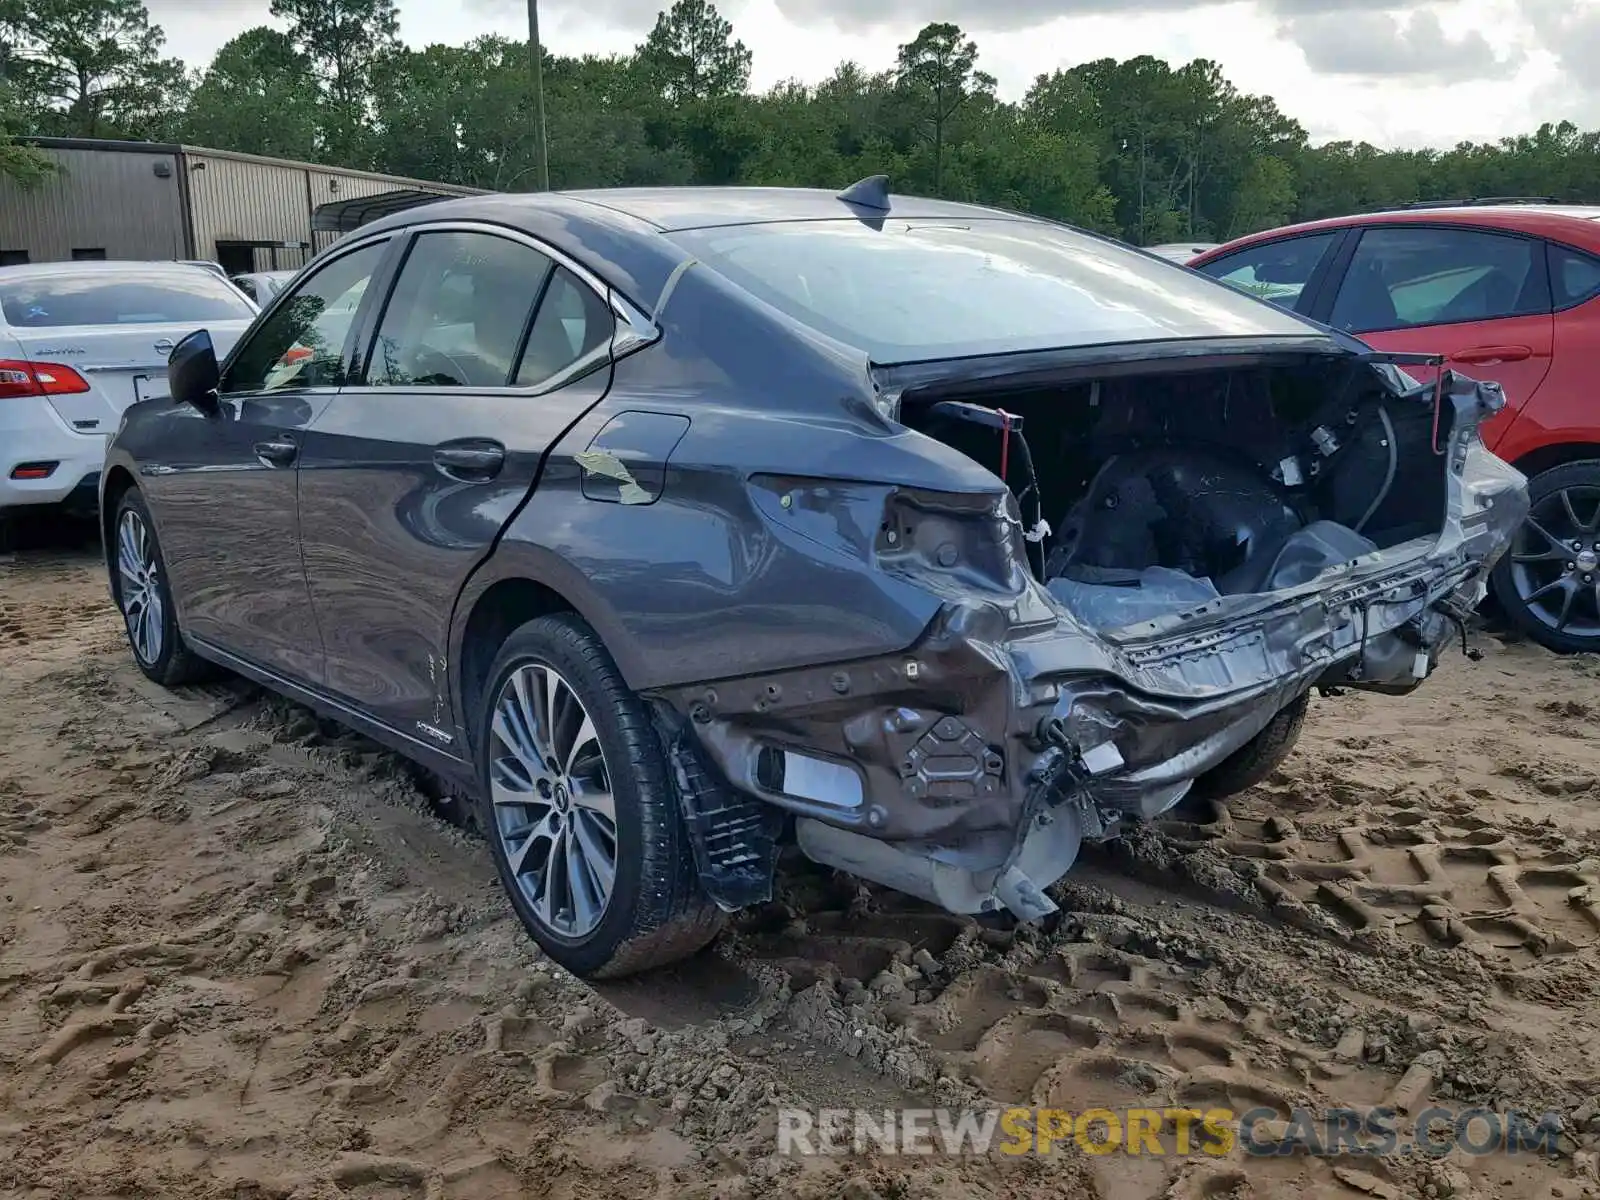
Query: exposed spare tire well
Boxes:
[{"xmin": 899, "ymin": 354, "xmax": 1451, "ymax": 629}]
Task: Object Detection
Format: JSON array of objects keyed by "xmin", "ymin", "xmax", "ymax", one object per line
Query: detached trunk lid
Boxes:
[{"xmin": 9, "ymin": 321, "xmax": 253, "ymax": 434}]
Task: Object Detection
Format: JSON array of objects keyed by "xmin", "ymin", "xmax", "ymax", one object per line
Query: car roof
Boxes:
[
  {"xmin": 0, "ymin": 260, "xmax": 228, "ymax": 280},
  {"xmin": 349, "ymin": 186, "xmax": 1094, "ymax": 322},
  {"xmin": 380, "ymin": 185, "xmax": 1034, "ymax": 237},
  {"xmin": 1198, "ymin": 204, "xmax": 1600, "ymax": 261},
  {"xmin": 551, "ymin": 185, "xmax": 1030, "ymax": 231}
]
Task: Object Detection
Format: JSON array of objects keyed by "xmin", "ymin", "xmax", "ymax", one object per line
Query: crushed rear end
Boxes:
[{"xmin": 666, "ymin": 339, "xmax": 1526, "ymax": 921}]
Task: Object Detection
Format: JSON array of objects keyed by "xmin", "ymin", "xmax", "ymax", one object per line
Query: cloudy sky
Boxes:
[{"xmin": 148, "ymin": 0, "xmax": 1599, "ymax": 149}]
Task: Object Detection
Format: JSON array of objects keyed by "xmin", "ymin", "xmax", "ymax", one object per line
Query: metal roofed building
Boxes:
[{"xmin": 0, "ymin": 137, "xmax": 486, "ymax": 274}]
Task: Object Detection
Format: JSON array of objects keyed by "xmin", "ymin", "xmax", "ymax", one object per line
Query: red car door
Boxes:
[{"xmin": 1321, "ymin": 225, "xmax": 1554, "ymax": 452}]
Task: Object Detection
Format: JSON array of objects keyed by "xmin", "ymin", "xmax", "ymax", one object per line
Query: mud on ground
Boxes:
[{"xmin": 4, "ymin": 543, "xmax": 1600, "ymax": 1199}]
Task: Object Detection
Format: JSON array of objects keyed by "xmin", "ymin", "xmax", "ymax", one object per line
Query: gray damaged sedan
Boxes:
[{"xmin": 99, "ymin": 180, "xmax": 1528, "ymax": 978}]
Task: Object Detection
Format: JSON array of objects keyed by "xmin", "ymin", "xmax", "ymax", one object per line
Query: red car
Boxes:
[{"xmin": 1192, "ymin": 202, "xmax": 1600, "ymax": 653}]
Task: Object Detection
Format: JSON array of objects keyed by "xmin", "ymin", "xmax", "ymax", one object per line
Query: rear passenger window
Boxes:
[
  {"xmin": 1549, "ymin": 243, "xmax": 1600, "ymax": 308},
  {"xmin": 515, "ymin": 268, "xmax": 614, "ymax": 387},
  {"xmin": 1330, "ymin": 227, "xmax": 1545, "ymax": 334},
  {"xmin": 368, "ymin": 231, "xmax": 553, "ymax": 388}
]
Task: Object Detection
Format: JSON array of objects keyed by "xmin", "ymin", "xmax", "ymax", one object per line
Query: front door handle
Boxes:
[
  {"xmin": 433, "ymin": 440, "xmax": 505, "ymax": 481},
  {"xmin": 254, "ymin": 438, "xmax": 298, "ymax": 467},
  {"xmin": 1453, "ymin": 344, "xmax": 1532, "ymax": 365}
]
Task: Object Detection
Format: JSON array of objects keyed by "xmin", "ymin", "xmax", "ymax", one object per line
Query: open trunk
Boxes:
[{"xmin": 899, "ymin": 353, "xmax": 1450, "ymax": 632}]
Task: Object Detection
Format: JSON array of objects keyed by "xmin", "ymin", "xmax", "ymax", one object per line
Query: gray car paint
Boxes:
[{"xmin": 100, "ymin": 186, "xmax": 1529, "ymax": 925}]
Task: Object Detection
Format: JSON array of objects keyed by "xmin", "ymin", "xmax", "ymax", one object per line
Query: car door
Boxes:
[
  {"xmin": 146, "ymin": 238, "xmax": 395, "ymax": 684},
  {"xmin": 296, "ymin": 224, "xmax": 618, "ymax": 746},
  {"xmin": 1312, "ymin": 225, "xmax": 1555, "ymax": 451},
  {"xmin": 1192, "ymin": 230, "xmax": 1345, "ymax": 316}
]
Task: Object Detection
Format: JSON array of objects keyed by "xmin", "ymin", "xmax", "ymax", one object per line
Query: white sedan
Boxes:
[{"xmin": 0, "ymin": 261, "xmax": 257, "ymax": 538}]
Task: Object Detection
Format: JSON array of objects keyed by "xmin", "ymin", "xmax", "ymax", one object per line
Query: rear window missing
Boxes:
[{"xmin": 0, "ymin": 272, "xmax": 256, "ymax": 328}]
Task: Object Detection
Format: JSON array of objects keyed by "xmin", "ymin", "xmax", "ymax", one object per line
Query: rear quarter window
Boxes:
[
  {"xmin": 1549, "ymin": 243, "xmax": 1600, "ymax": 308},
  {"xmin": 0, "ymin": 272, "xmax": 256, "ymax": 327}
]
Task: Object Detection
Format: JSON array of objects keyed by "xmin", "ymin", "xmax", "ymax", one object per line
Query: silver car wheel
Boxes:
[
  {"xmin": 489, "ymin": 661, "xmax": 618, "ymax": 939},
  {"xmin": 117, "ymin": 509, "xmax": 164, "ymax": 665},
  {"xmin": 1509, "ymin": 485, "xmax": 1600, "ymax": 638}
]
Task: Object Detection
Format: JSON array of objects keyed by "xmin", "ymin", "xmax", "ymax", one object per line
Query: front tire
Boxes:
[
  {"xmin": 1489, "ymin": 459, "xmax": 1600, "ymax": 654},
  {"xmin": 475, "ymin": 613, "xmax": 723, "ymax": 979},
  {"xmin": 111, "ymin": 489, "xmax": 213, "ymax": 686}
]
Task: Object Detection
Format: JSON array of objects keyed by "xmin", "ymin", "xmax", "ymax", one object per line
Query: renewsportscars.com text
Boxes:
[{"xmin": 777, "ymin": 1106, "xmax": 1565, "ymax": 1158}]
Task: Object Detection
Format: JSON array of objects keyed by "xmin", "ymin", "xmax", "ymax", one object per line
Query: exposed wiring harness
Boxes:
[{"xmin": 928, "ymin": 400, "xmax": 1050, "ymax": 580}]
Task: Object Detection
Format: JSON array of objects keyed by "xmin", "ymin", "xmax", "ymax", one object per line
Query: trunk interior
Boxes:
[{"xmin": 902, "ymin": 357, "xmax": 1450, "ymax": 631}]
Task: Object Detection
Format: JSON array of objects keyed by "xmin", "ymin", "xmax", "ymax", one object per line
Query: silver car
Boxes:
[{"xmin": 230, "ymin": 270, "xmax": 298, "ymax": 306}]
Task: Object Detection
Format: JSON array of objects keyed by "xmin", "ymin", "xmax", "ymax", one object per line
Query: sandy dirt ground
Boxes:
[{"xmin": 5, "ymin": 539, "xmax": 1600, "ymax": 1199}]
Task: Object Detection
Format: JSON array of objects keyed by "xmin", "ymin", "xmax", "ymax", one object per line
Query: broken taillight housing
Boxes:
[{"xmin": 0, "ymin": 359, "xmax": 91, "ymax": 399}]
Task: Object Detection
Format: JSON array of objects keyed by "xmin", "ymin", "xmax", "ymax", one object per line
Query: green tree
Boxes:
[
  {"xmin": 894, "ymin": 22, "xmax": 991, "ymax": 196},
  {"xmin": 368, "ymin": 40, "xmax": 691, "ymax": 192},
  {"xmin": 637, "ymin": 0, "xmax": 750, "ymax": 103},
  {"xmin": 158, "ymin": 1, "xmax": 1600, "ymax": 241},
  {"xmin": 1, "ymin": 0, "xmax": 187, "ymax": 138},
  {"xmin": 271, "ymin": 0, "xmax": 399, "ymax": 165},
  {"xmin": 184, "ymin": 28, "xmax": 319, "ymax": 159},
  {"xmin": 0, "ymin": 85, "xmax": 51, "ymax": 185}
]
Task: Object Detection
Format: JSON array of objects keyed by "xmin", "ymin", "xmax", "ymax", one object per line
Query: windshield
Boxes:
[
  {"xmin": 666, "ymin": 218, "xmax": 1320, "ymax": 363},
  {"xmin": 0, "ymin": 271, "xmax": 257, "ymax": 327}
]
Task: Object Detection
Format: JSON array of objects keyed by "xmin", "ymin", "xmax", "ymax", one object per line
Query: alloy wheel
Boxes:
[
  {"xmin": 117, "ymin": 509, "xmax": 164, "ymax": 665},
  {"xmin": 488, "ymin": 662, "xmax": 618, "ymax": 939},
  {"xmin": 1508, "ymin": 485, "xmax": 1600, "ymax": 640}
]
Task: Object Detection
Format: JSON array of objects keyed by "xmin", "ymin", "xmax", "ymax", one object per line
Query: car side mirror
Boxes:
[{"xmin": 168, "ymin": 329, "xmax": 220, "ymax": 414}]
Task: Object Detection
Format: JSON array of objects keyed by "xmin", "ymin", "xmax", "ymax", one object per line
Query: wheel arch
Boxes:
[
  {"xmin": 99, "ymin": 464, "xmax": 139, "ymax": 586},
  {"xmin": 450, "ymin": 547, "xmax": 642, "ymax": 761},
  {"xmin": 1509, "ymin": 443, "xmax": 1600, "ymax": 481}
]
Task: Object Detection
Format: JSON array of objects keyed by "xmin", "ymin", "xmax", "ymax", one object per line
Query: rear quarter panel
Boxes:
[
  {"xmin": 1491, "ymin": 293, "xmax": 1600, "ymax": 468},
  {"xmin": 450, "ymin": 262, "xmax": 1005, "ymax": 705}
]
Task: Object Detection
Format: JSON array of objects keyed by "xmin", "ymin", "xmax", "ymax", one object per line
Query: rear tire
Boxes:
[
  {"xmin": 1489, "ymin": 459, "xmax": 1600, "ymax": 654},
  {"xmin": 475, "ymin": 613, "xmax": 723, "ymax": 979},
  {"xmin": 1184, "ymin": 691, "xmax": 1310, "ymax": 806},
  {"xmin": 111, "ymin": 488, "xmax": 214, "ymax": 687}
]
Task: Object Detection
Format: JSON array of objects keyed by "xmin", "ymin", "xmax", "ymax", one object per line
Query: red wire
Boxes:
[{"xmin": 999, "ymin": 410, "xmax": 1012, "ymax": 482}]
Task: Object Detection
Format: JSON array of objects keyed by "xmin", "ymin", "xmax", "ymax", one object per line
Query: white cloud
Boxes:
[
  {"xmin": 144, "ymin": 0, "xmax": 1582, "ymax": 149},
  {"xmin": 1279, "ymin": 8, "xmax": 1521, "ymax": 80}
]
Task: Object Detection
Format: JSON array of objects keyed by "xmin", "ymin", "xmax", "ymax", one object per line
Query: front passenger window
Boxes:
[
  {"xmin": 1194, "ymin": 233, "xmax": 1337, "ymax": 312},
  {"xmin": 221, "ymin": 241, "xmax": 386, "ymax": 394}
]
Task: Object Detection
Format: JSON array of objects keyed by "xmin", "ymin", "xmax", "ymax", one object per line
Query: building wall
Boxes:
[
  {"xmin": 0, "ymin": 146, "xmax": 187, "ymax": 263},
  {"xmin": 189, "ymin": 153, "xmax": 476, "ymax": 260},
  {"xmin": 183, "ymin": 152, "xmax": 316, "ymax": 270},
  {"xmin": 1, "ymin": 141, "xmax": 480, "ymax": 270}
]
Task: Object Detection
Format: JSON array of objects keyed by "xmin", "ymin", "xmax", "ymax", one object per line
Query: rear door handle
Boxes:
[
  {"xmin": 254, "ymin": 438, "xmax": 298, "ymax": 467},
  {"xmin": 433, "ymin": 439, "xmax": 505, "ymax": 481},
  {"xmin": 1453, "ymin": 345, "xmax": 1532, "ymax": 365}
]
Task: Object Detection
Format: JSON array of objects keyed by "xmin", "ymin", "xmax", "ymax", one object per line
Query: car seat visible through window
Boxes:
[{"xmin": 1332, "ymin": 258, "xmax": 1398, "ymax": 332}]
